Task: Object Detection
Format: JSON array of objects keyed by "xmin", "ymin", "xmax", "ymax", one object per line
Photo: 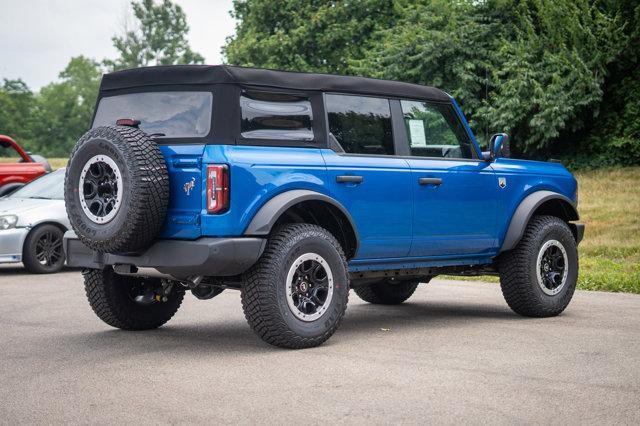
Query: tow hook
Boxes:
[
  {"xmin": 135, "ymin": 279, "xmax": 175, "ymax": 305},
  {"xmin": 156, "ymin": 279, "xmax": 175, "ymax": 302}
]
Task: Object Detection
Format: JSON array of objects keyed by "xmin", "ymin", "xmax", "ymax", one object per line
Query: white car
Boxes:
[{"xmin": 0, "ymin": 169, "xmax": 69, "ymax": 273}]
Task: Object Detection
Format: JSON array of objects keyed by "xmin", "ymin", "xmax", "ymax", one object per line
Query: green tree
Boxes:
[
  {"xmin": 225, "ymin": 0, "xmax": 637, "ymax": 164},
  {"xmin": 224, "ymin": 0, "xmax": 399, "ymax": 74},
  {"xmin": 357, "ymin": 0, "xmax": 624, "ymax": 155},
  {"xmin": 352, "ymin": 0, "xmax": 497, "ymax": 143},
  {"xmin": 481, "ymin": 0, "xmax": 625, "ymax": 155},
  {"xmin": 0, "ymin": 79, "xmax": 36, "ymax": 152},
  {"xmin": 30, "ymin": 56, "xmax": 102, "ymax": 156},
  {"xmin": 106, "ymin": 0, "xmax": 204, "ymax": 70},
  {"xmin": 566, "ymin": 0, "xmax": 640, "ymax": 167}
]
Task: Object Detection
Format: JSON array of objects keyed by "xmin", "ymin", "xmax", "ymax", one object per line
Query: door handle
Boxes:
[
  {"xmin": 419, "ymin": 177, "xmax": 442, "ymax": 186},
  {"xmin": 336, "ymin": 175, "xmax": 363, "ymax": 184}
]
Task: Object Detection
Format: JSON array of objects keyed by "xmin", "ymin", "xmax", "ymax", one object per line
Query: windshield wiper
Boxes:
[{"xmin": 27, "ymin": 196, "xmax": 51, "ymax": 200}]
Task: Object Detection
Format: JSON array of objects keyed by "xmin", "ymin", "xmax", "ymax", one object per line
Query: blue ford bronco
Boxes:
[{"xmin": 64, "ymin": 65, "xmax": 584, "ymax": 348}]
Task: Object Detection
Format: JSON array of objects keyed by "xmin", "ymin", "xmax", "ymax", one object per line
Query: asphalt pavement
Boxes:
[{"xmin": 1, "ymin": 265, "xmax": 639, "ymax": 424}]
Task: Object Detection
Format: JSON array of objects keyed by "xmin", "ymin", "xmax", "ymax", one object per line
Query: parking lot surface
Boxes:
[{"xmin": 1, "ymin": 265, "xmax": 639, "ymax": 424}]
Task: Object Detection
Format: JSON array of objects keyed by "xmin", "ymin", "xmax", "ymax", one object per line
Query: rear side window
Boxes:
[
  {"xmin": 326, "ymin": 94, "xmax": 394, "ymax": 155},
  {"xmin": 93, "ymin": 91, "xmax": 213, "ymax": 138},
  {"xmin": 401, "ymin": 100, "xmax": 474, "ymax": 159},
  {"xmin": 240, "ymin": 91, "xmax": 314, "ymax": 141}
]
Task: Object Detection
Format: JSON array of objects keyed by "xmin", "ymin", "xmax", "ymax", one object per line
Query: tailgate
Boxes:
[{"xmin": 158, "ymin": 144, "xmax": 206, "ymax": 239}]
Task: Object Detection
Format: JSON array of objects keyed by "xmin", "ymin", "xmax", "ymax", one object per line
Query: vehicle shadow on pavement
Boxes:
[
  {"xmin": 0, "ymin": 266, "xmax": 31, "ymax": 275},
  {"xmin": 339, "ymin": 301, "xmax": 519, "ymax": 334},
  {"xmin": 0, "ymin": 265, "xmax": 81, "ymax": 276},
  {"xmin": 58, "ymin": 325, "xmax": 270, "ymax": 356},
  {"xmin": 41, "ymin": 301, "xmax": 521, "ymax": 356}
]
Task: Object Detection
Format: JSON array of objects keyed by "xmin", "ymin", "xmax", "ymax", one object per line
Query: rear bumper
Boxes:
[
  {"xmin": 0, "ymin": 228, "xmax": 29, "ymax": 263},
  {"xmin": 63, "ymin": 231, "xmax": 266, "ymax": 278}
]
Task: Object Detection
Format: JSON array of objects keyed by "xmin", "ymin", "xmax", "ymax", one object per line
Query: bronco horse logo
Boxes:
[{"xmin": 183, "ymin": 177, "xmax": 196, "ymax": 196}]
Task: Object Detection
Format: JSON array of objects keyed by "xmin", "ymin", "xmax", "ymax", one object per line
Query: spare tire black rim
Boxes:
[
  {"xmin": 536, "ymin": 239, "xmax": 568, "ymax": 296},
  {"xmin": 79, "ymin": 155, "xmax": 123, "ymax": 224},
  {"xmin": 285, "ymin": 253, "xmax": 334, "ymax": 322}
]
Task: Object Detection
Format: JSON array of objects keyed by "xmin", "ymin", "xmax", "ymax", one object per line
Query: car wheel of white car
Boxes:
[{"xmin": 22, "ymin": 224, "xmax": 65, "ymax": 274}]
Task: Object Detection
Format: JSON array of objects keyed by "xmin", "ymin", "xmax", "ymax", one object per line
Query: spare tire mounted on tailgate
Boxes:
[{"xmin": 64, "ymin": 125, "xmax": 169, "ymax": 253}]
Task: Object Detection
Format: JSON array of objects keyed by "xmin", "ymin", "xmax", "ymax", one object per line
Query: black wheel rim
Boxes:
[
  {"xmin": 35, "ymin": 231, "xmax": 63, "ymax": 267},
  {"xmin": 79, "ymin": 155, "xmax": 123, "ymax": 224},
  {"xmin": 536, "ymin": 239, "xmax": 568, "ymax": 296},
  {"xmin": 286, "ymin": 253, "xmax": 334, "ymax": 321}
]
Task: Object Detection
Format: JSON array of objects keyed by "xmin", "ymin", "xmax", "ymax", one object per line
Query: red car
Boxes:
[{"xmin": 0, "ymin": 135, "xmax": 51, "ymax": 197}]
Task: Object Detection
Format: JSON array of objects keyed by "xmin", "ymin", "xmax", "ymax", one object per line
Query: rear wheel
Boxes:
[
  {"xmin": 241, "ymin": 224, "xmax": 349, "ymax": 349},
  {"xmin": 353, "ymin": 279, "xmax": 421, "ymax": 305},
  {"xmin": 499, "ymin": 215, "xmax": 578, "ymax": 317},
  {"xmin": 22, "ymin": 224, "xmax": 65, "ymax": 274},
  {"xmin": 84, "ymin": 268, "xmax": 185, "ymax": 330}
]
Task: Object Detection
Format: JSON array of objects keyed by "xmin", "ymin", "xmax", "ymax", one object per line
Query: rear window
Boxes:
[
  {"xmin": 240, "ymin": 91, "xmax": 314, "ymax": 141},
  {"xmin": 326, "ymin": 94, "xmax": 394, "ymax": 155},
  {"xmin": 93, "ymin": 91, "xmax": 213, "ymax": 138}
]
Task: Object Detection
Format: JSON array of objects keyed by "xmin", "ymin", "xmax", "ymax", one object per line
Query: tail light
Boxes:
[{"xmin": 206, "ymin": 164, "xmax": 229, "ymax": 214}]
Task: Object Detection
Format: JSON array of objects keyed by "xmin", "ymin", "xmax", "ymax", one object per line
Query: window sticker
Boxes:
[{"xmin": 408, "ymin": 119, "xmax": 427, "ymax": 147}]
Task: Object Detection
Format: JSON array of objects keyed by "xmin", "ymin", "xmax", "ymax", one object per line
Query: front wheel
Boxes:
[
  {"xmin": 499, "ymin": 215, "xmax": 578, "ymax": 317},
  {"xmin": 241, "ymin": 224, "xmax": 349, "ymax": 349}
]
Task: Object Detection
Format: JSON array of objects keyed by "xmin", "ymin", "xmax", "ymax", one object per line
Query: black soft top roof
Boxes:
[{"xmin": 99, "ymin": 65, "xmax": 451, "ymax": 102}]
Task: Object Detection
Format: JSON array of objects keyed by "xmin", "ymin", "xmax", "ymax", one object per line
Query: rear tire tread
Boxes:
[
  {"xmin": 84, "ymin": 268, "xmax": 184, "ymax": 331},
  {"xmin": 241, "ymin": 224, "xmax": 349, "ymax": 349}
]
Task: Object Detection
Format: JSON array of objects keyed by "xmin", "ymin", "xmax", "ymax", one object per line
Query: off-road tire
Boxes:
[
  {"xmin": 65, "ymin": 126, "xmax": 169, "ymax": 253},
  {"xmin": 83, "ymin": 268, "xmax": 185, "ymax": 330},
  {"xmin": 22, "ymin": 224, "xmax": 65, "ymax": 274},
  {"xmin": 353, "ymin": 279, "xmax": 421, "ymax": 305},
  {"xmin": 241, "ymin": 224, "xmax": 349, "ymax": 349},
  {"xmin": 499, "ymin": 215, "xmax": 578, "ymax": 317}
]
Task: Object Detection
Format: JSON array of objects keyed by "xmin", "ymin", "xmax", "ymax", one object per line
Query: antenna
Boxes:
[{"xmin": 485, "ymin": 64, "xmax": 489, "ymax": 149}]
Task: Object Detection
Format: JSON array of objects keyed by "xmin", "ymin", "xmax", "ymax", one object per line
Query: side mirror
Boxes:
[{"xmin": 485, "ymin": 133, "xmax": 510, "ymax": 161}]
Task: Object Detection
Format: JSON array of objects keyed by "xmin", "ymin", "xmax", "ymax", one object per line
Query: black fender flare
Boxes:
[
  {"xmin": 244, "ymin": 189, "xmax": 359, "ymax": 250},
  {"xmin": 500, "ymin": 190, "xmax": 579, "ymax": 252}
]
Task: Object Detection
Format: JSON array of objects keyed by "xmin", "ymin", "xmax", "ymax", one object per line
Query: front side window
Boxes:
[
  {"xmin": 326, "ymin": 94, "xmax": 394, "ymax": 155},
  {"xmin": 240, "ymin": 91, "xmax": 314, "ymax": 141},
  {"xmin": 401, "ymin": 100, "xmax": 474, "ymax": 159},
  {"xmin": 93, "ymin": 91, "xmax": 213, "ymax": 138}
]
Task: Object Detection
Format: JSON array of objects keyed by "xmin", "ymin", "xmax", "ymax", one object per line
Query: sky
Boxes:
[{"xmin": 0, "ymin": 0, "xmax": 236, "ymax": 90}]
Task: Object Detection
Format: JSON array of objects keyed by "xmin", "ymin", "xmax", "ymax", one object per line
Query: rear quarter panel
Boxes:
[
  {"xmin": 198, "ymin": 145, "xmax": 329, "ymax": 237},
  {"xmin": 490, "ymin": 158, "xmax": 578, "ymax": 247}
]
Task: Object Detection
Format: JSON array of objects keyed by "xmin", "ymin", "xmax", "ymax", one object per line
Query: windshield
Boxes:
[
  {"xmin": 9, "ymin": 170, "xmax": 64, "ymax": 200},
  {"xmin": 92, "ymin": 91, "xmax": 213, "ymax": 138}
]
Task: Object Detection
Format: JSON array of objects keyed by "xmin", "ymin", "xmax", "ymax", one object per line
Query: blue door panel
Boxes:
[
  {"xmin": 322, "ymin": 150, "xmax": 412, "ymax": 259},
  {"xmin": 408, "ymin": 159, "xmax": 499, "ymax": 257}
]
